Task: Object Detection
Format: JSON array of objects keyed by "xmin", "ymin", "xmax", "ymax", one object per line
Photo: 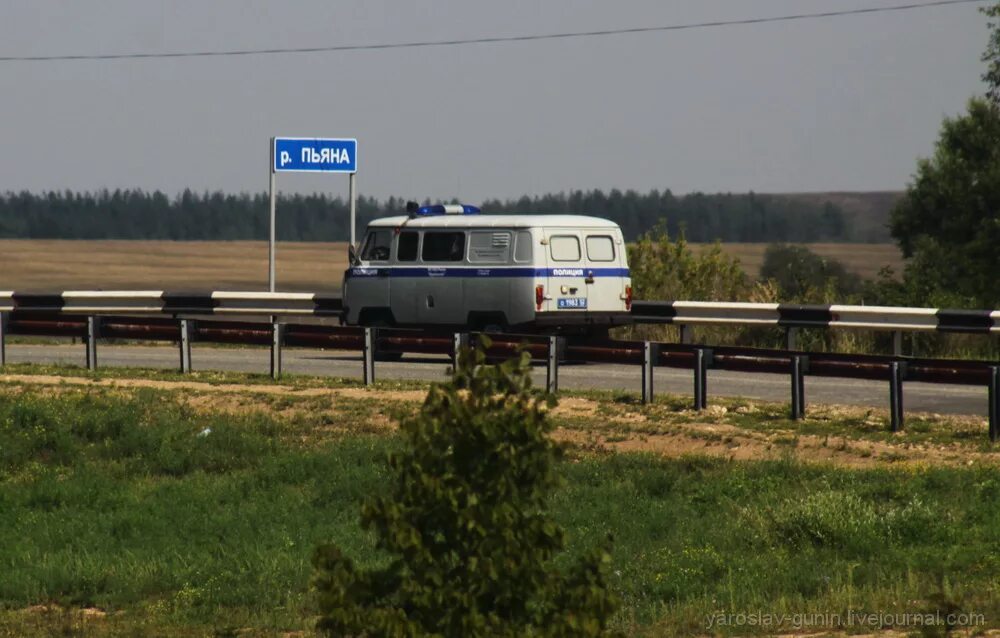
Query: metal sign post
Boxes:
[
  {"xmin": 269, "ymin": 136, "xmax": 358, "ymax": 292},
  {"xmin": 349, "ymin": 172, "xmax": 357, "ymax": 248},
  {"xmin": 269, "ymin": 140, "xmax": 277, "ymax": 292}
]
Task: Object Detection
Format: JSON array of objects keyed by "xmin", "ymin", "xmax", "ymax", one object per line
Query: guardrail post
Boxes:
[
  {"xmin": 546, "ymin": 336, "xmax": 562, "ymax": 394},
  {"xmin": 790, "ymin": 355, "xmax": 807, "ymax": 420},
  {"xmin": 889, "ymin": 361, "xmax": 905, "ymax": 432},
  {"xmin": 179, "ymin": 319, "xmax": 193, "ymax": 373},
  {"xmin": 693, "ymin": 348, "xmax": 711, "ymax": 411},
  {"xmin": 0, "ymin": 312, "xmax": 7, "ymax": 367},
  {"xmin": 785, "ymin": 327, "xmax": 799, "ymax": 351},
  {"xmin": 989, "ymin": 366, "xmax": 999, "ymax": 443},
  {"xmin": 893, "ymin": 331, "xmax": 903, "ymax": 357},
  {"xmin": 679, "ymin": 324, "xmax": 692, "ymax": 345},
  {"xmin": 363, "ymin": 327, "xmax": 376, "ymax": 385},
  {"xmin": 642, "ymin": 341, "xmax": 658, "ymax": 404},
  {"xmin": 452, "ymin": 332, "xmax": 470, "ymax": 365},
  {"xmin": 86, "ymin": 316, "xmax": 99, "ymax": 371},
  {"xmin": 270, "ymin": 322, "xmax": 284, "ymax": 380}
]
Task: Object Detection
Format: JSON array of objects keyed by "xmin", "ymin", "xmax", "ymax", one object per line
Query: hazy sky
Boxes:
[{"xmin": 0, "ymin": 0, "xmax": 990, "ymax": 202}]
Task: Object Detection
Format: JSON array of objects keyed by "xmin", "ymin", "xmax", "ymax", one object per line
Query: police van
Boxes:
[{"xmin": 342, "ymin": 205, "xmax": 632, "ymax": 334}]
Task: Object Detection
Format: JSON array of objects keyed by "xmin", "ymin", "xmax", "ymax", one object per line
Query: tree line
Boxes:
[{"xmin": 0, "ymin": 188, "xmax": 891, "ymax": 243}]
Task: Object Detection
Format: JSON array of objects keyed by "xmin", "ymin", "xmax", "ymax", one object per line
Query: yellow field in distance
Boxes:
[{"xmin": 0, "ymin": 240, "xmax": 902, "ymax": 292}]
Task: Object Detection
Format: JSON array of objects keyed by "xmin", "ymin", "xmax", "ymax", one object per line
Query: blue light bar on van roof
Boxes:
[{"xmin": 415, "ymin": 204, "xmax": 481, "ymax": 216}]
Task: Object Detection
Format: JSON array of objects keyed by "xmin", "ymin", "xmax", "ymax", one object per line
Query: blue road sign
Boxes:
[{"xmin": 273, "ymin": 137, "xmax": 357, "ymax": 173}]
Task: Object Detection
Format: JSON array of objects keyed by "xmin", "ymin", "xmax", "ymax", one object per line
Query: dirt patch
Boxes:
[
  {"xmin": 19, "ymin": 604, "xmax": 107, "ymax": 619},
  {"xmin": 3, "ymin": 373, "xmax": 998, "ymax": 468},
  {"xmin": 0, "ymin": 373, "xmax": 339, "ymax": 397},
  {"xmin": 552, "ymin": 396, "xmax": 599, "ymax": 418},
  {"xmin": 0, "ymin": 374, "xmax": 430, "ymax": 403},
  {"xmin": 556, "ymin": 419, "xmax": 1000, "ymax": 469},
  {"xmin": 335, "ymin": 386, "xmax": 426, "ymax": 403}
]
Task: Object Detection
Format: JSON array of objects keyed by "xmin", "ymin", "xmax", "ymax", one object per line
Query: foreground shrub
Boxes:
[{"xmin": 312, "ymin": 339, "xmax": 619, "ymax": 637}]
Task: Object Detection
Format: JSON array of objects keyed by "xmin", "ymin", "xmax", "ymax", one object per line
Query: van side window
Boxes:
[
  {"xmin": 397, "ymin": 232, "xmax": 418, "ymax": 262},
  {"xmin": 469, "ymin": 231, "xmax": 511, "ymax": 264},
  {"xmin": 549, "ymin": 235, "xmax": 581, "ymax": 262},
  {"xmin": 514, "ymin": 231, "xmax": 533, "ymax": 263},
  {"xmin": 586, "ymin": 235, "xmax": 615, "ymax": 262},
  {"xmin": 422, "ymin": 232, "xmax": 466, "ymax": 262},
  {"xmin": 361, "ymin": 230, "xmax": 391, "ymax": 261}
]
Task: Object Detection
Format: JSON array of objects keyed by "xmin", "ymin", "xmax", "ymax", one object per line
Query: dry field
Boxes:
[
  {"xmin": 690, "ymin": 242, "xmax": 904, "ymax": 280},
  {"xmin": 0, "ymin": 240, "xmax": 349, "ymax": 292},
  {"xmin": 0, "ymin": 239, "xmax": 902, "ymax": 291}
]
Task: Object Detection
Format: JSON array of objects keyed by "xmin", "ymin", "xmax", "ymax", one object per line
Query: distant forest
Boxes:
[{"xmin": 0, "ymin": 189, "xmax": 897, "ymax": 243}]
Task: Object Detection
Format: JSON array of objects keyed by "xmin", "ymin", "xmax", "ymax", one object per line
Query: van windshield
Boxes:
[{"xmin": 360, "ymin": 230, "xmax": 392, "ymax": 261}]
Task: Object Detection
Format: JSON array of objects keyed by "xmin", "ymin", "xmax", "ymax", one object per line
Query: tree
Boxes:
[
  {"xmin": 888, "ymin": 98, "xmax": 1000, "ymax": 308},
  {"xmin": 760, "ymin": 244, "xmax": 862, "ymax": 302},
  {"xmin": 627, "ymin": 223, "xmax": 749, "ymax": 303},
  {"xmin": 984, "ymin": 2, "xmax": 1000, "ymax": 104},
  {"xmin": 311, "ymin": 340, "xmax": 619, "ymax": 637}
]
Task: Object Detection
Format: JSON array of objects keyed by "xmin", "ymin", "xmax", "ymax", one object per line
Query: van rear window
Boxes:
[
  {"xmin": 549, "ymin": 236, "xmax": 581, "ymax": 262},
  {"xmin": 422, "ymin": 232, "xmax": 466, "ymax": 262},
  {"xmin": 586, "ymin": 236, "xmax": 615, "ymax": 262}
]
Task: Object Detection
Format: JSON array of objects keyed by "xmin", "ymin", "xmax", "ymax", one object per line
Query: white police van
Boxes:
[{"xmin": 342, "ymin": 204, "xmax": 632, "ymax": 334}]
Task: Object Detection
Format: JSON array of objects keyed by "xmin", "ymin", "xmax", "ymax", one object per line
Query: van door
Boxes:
[
  {"xmin": 416, "ymin": 230, "xmax": 467, "ymax": 325},
  {"xmin": 388, "ymin": 230, "xmax": 419, "ymax": 325},
  {"xmin": 544, "ymin": 232, "xmax": 588, "ymax": 313},
  {"xmin": 465, "ymin": 229, "xmax": 514, "ymax": 327},
  {"xmin": 582, "ymin": 232, "xmax": 623, "ymax": 313},
  {"xmin": 349, "ymin": 228, "xmax": 392, "ymax": 325}
]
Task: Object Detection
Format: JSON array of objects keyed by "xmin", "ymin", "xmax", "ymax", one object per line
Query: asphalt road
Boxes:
[{"xmin": 3, "ymin": 343, "xmax": 990, "ymax": 419}]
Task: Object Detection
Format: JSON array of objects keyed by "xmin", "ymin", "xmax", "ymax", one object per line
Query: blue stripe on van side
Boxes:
[{"xmin": 345, "ymin": 267, "xmax": 629, "ymax": 279}]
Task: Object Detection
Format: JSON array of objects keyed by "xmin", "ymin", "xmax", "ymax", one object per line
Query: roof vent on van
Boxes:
[{"xmin": 411, "ymin": 204, "xmax": 481, "ymax": 217}]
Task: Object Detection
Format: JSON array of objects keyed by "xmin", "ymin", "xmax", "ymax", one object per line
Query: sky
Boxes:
[{"xmin": 0, "ymin": 0, "xmax": 991, "ymax": 203}]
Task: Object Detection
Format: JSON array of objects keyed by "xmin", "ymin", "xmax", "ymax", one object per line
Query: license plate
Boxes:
[{"xmin": 557, "ymin": 297, "xmax": 587, "ymax": 309}]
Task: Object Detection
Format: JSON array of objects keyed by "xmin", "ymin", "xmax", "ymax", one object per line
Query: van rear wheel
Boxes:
[{"xmin": 467, "ymin": 312, "xmax": 508, "ymax": 336}]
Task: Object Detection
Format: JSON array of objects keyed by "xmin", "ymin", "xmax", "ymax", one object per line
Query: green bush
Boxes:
[
  {"xmin": 622, "ymin": 223, "xmax": 765, "ymax": 345},
  {"xmin": 760, "ymin": 243, "xmax": 862, "ymax": 301},
  {"xmin": 312, "ymin": 339, "xmax": 619, "ymax": 637}
]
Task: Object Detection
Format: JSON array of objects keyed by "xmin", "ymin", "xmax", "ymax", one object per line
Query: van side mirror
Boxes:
[{"xmin": 348, "ymin": 244, "xmax": 359, "ymax": 265}]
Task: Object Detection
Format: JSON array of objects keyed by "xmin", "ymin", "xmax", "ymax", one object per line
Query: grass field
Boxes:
[
  {"xmin": 1, "ymin": 367, "xmax": 998, "ymax": 636},
  {"xmin": 0, "ymin": 239, "xmax": 902, "ymax": 292}
]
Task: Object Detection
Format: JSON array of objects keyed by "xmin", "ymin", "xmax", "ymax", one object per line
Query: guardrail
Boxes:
[
  {"xmin": 1, "ymin": 312, "xmax": 998, "ymax": 442},
  {"xmin": 631, "ymin": 301, "xmax": 1000, "ymax": 353},
  {"xmin": 2, "ymin": 292, "xmax": 997, "ymax": 346},
  {"xmin": 0, "ymin": 291, "xmax": 343, "ymax": 316}
]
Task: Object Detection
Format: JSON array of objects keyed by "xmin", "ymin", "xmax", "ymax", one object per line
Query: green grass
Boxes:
[{"xmin": 1, "ymin": 386, "xmax": 999, "ymax": 636}]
